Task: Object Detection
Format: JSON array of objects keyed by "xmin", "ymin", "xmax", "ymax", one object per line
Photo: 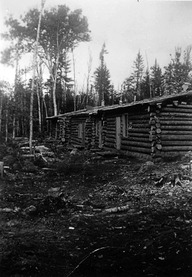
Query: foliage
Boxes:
[
  {"xmin": 163, "ymin": 47, "xmax": 192, "ymax": 94},
  {"xmin": 150, "ymin": 59, "xmax": 163, "ymax": 97},
  {"xmin": 94, "ymin": 43, "xmax": 112, "ymax": 106}
]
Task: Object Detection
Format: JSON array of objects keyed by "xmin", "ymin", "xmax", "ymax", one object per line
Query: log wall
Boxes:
[
  {"xmin": 121, "ymin": 111, "xmax": 151, "ymax": 155},
  {"xmin": 70, "ymin": 116, "xmax": 87, "ymax": 147},
  {"xmin": 55, "ymin": 95, "xmax": 192, "ymax": 158},
  {"xmin": 102, "ymin": 108, "xmax": 152, "ymax": 157},
  {"xmin": 158, "ymin": 101, "xmax": 192, "ymax": 157},
  {"xmin": 103, "ymin": 116, "xmax": 116, "ymax": 150}
]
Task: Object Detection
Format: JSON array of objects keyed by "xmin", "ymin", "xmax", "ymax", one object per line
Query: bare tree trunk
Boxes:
[
  {"xmin": 52, "ymin": 52, "xmax": 59, "ymax": 116},
  {"xmin": 5, "ymin": 105, "xmax": 8, "ymax": 143},
  {"xmin": 86, "ymin": 50, "xmax": 92, "ymax": 106},
  {"xmin": 72, "ymin": 48, "xmax": 76, "ymax": 111},
  {"xmin": 36, "ymin": 85, "xmax": 42, "ymax": 133},
  {"xmin": 29, "ymin": 0, "xmax": 46, "ymax": 153},
  {"xmin": 43, "ymin": 96, "xmax": 49, "ymax": 132},
  {"xmin": 0, "ymin": 93, "xmax": 2, "ymax": 133},
  {"xmin": 12, "ymin": 43, "xmax": 19, "ymax": 139},
  {"xmin": 12, "ymin": 116, "xmax": 16, "ymax": 138}
]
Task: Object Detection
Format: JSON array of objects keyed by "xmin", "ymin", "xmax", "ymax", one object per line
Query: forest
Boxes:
[
  {"xmin": 0, "ymin": 3, "xmax": 192, "ymax": 143},
  {"xmin": 1, "ymin": 3, "xmax": 192, "ymax": 277}
]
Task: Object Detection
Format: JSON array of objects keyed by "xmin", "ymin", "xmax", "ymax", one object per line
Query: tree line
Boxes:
[{"xmin": 0, "ymin": 4, "xmax": 192, "ymax": 142}]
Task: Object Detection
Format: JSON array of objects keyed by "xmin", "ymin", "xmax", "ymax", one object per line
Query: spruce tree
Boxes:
[
  {"xmin": 150, "ymin": 59, "xmax": 163, "ymax": 97},
  {"xmin": 94, "ymin": 43, "xmax": 111, "ymax": 106}
]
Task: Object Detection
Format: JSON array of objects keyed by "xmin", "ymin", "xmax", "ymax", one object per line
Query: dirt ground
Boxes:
[{"xmin": 1, "ymin": 144, "xmax": 192, "ymax": 277}]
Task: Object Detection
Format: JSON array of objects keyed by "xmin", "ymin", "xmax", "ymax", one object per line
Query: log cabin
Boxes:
[{"xmin": 47, "ymin": 90, "xmax": 192, "ymax": 159}]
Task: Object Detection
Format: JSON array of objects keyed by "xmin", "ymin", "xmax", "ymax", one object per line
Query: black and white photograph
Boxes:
[{"xmin": 1, "ymin": 0, "xmax": 192, "ymax": 276}]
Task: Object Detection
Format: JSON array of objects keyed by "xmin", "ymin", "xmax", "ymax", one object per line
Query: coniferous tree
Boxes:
[
  {"xmin": 122, "ymin": 51, "xmax": 145, "ymax": 102},
  {"xmin": 141, "ymin": 69, "xmax": 151, "ymax": 100},
  {"xmin": 131, "ymin": 51, "xmax": 145, "ymax": 100},
  {"xmin": 150, "ymin": 59, "xmax": 163, "ymax": 97},
  {"xmin": 163, "ymin": 47, "xmax": 192, "ymax": 94},
  {"xmin": 94, "ymin": 43, "xmax": 111, "ymax": 106}
]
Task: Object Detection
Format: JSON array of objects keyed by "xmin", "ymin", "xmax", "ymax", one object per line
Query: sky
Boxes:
[{"xmin": 1, "ymin": 0, "xmax": 192, "ymax": 90}]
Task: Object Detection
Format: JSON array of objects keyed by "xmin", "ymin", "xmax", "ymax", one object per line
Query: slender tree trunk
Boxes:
[
  {"xmin": 29, "ymin": 0, "xmax": 45, "ymax": 153},
  {"xmin": 12, "ymin": 43, "xmax": 19, "ymax": 139},
  {"xmin": 43, "ymin": 96, "xmax": 49, "ymax": 131},
  {"xmin": 12, "ymin": 116, "xmax": 16, "ymax": 138},
  {"xmin": 0, "ymin": 93, "xmax": 3, "ymax": 133},
  {"xmin": 86, "ymin": 51, "xmax": 92, "ymax": 106},
  {"xmin": 36, "ymin": 85, "xmax": 42, "ymax": 133},
  {"xmin": 5, "ymin": 104, "xmax": 8, "ymax": 143},
  {"xmin": 72, "ymin": 48, "xmax": 76, "ymax": 111},
  {"xmin": 52, "ymin": 52, "xmax": 59, "ymax": 116}
]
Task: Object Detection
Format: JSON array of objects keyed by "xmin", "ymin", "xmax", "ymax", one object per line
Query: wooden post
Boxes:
[{"xmin": 0, "ymin": 162, "xmax": 4, "ymax": 178}]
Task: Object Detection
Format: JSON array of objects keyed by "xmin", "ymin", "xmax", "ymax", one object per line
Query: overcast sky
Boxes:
[{"xmin": 1, "ymin": 0, "xmax": 192, "ymax": 90}]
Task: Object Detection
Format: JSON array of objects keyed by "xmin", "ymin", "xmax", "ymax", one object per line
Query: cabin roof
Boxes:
[{"xmin": 46, "ymin": 90, "xmax": 192, "ymax": 120}]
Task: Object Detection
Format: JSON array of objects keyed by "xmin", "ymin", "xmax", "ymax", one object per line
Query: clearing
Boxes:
[{"xmin": 0, "ymin": 143, "xmax": 192, "ymax": 277}]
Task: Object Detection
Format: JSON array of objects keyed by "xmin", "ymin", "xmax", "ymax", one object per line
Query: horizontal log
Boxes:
[
  {"xmin": 162, "ymin": 107, "xmax": 192, "ymax": 113},
  {"xmin": 161, "ymin": 134, "xmax": 192, "ymax": 141},
  {"xmin": 120, "ymin": 145, "xmax": 151, "ymax": 154},
  {"xmin": 162, "ymin": 141, "xmax": 192, "ymax": 146},
  {"xmin": 132, "ymin": 123, "xmax": 150, "ymax": 128},
  {"xmin": 160, "ymin": 112, "xmax": 192, "ymax": 118},
  {"xmin": 160, "ymin": 117, "xmax": 192, "ymax": 122},
  {"xmin": 162, "ymin": 130, "xmax": 192, "ymax": 135},
  {"xmin": 177, "ymin": 104, "xmax": 192, "ymax": 109},
  {"xmin": 129, "ymin": 132, "xmax": 149, "ymax": 138},
  {"xmin": 161, "ymin": 151, "xmax": 188, "ymax": 157},
  {"xmin": 106, "ymin": 119, "xmax": 116, "ymax": 123},
  {"xmin": 121, "ymin": 140, "xmax": 151, "ymax": 148},
  {"xmin": 129, "ymin": 119, "xmax": 150, "ymax": 124},
  {"xmin": 105, "ymin": 137, "xmax": 115, "ymax": 143},
  {"xmin": 161, "ymin": 126, "xmax": 192, "ymax": 131},
  {"xmin": 104, "ymin": 142, "xmax": 115, "ymax": 148},
  {"xmin": 160, "ymin": 120, "xmax": 192, "ymax": 126},
  {"xmin": 105, "ymin": 134, "xmax": 116, "ymax": 139},
  {"xmin": 106, "ymin": 126, "xmax": 116, "ymax": 130},
  {"xmin": 122, "ymin": 151, "xmax": 151, "ymax": 159},
  {"xmin": 129, "ymin": 114, "xmax": 150, "ymax": 120},
  {"xmin": 106, "ymin": 128, "xmax": 116, "ymax": 132},
  {"xmin": 162, "ymin": 146, "xmax": 192, "ymax": 151},
  {"xmin": 128, "ymin": 128, "xmax": 150, "ymax": 134},
  {"xmin": 121, "ymin": 136, "xmax": 149, "ymax": 142}
]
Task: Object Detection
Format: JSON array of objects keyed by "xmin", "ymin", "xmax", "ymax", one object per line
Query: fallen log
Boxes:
[{"xmin": 104, "ymin": 204, "xmax": 130, "ymax": 214}]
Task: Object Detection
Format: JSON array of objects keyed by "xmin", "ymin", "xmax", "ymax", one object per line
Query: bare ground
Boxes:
[{"xmin": 0, "ymin": 146, "xmax": 192, "ymax": 277}]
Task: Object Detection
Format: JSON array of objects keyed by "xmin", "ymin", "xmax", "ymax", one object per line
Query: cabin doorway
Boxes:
[{"xmin": 116, "ymin": 116, "xmax": 121, "ymax": 150}]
